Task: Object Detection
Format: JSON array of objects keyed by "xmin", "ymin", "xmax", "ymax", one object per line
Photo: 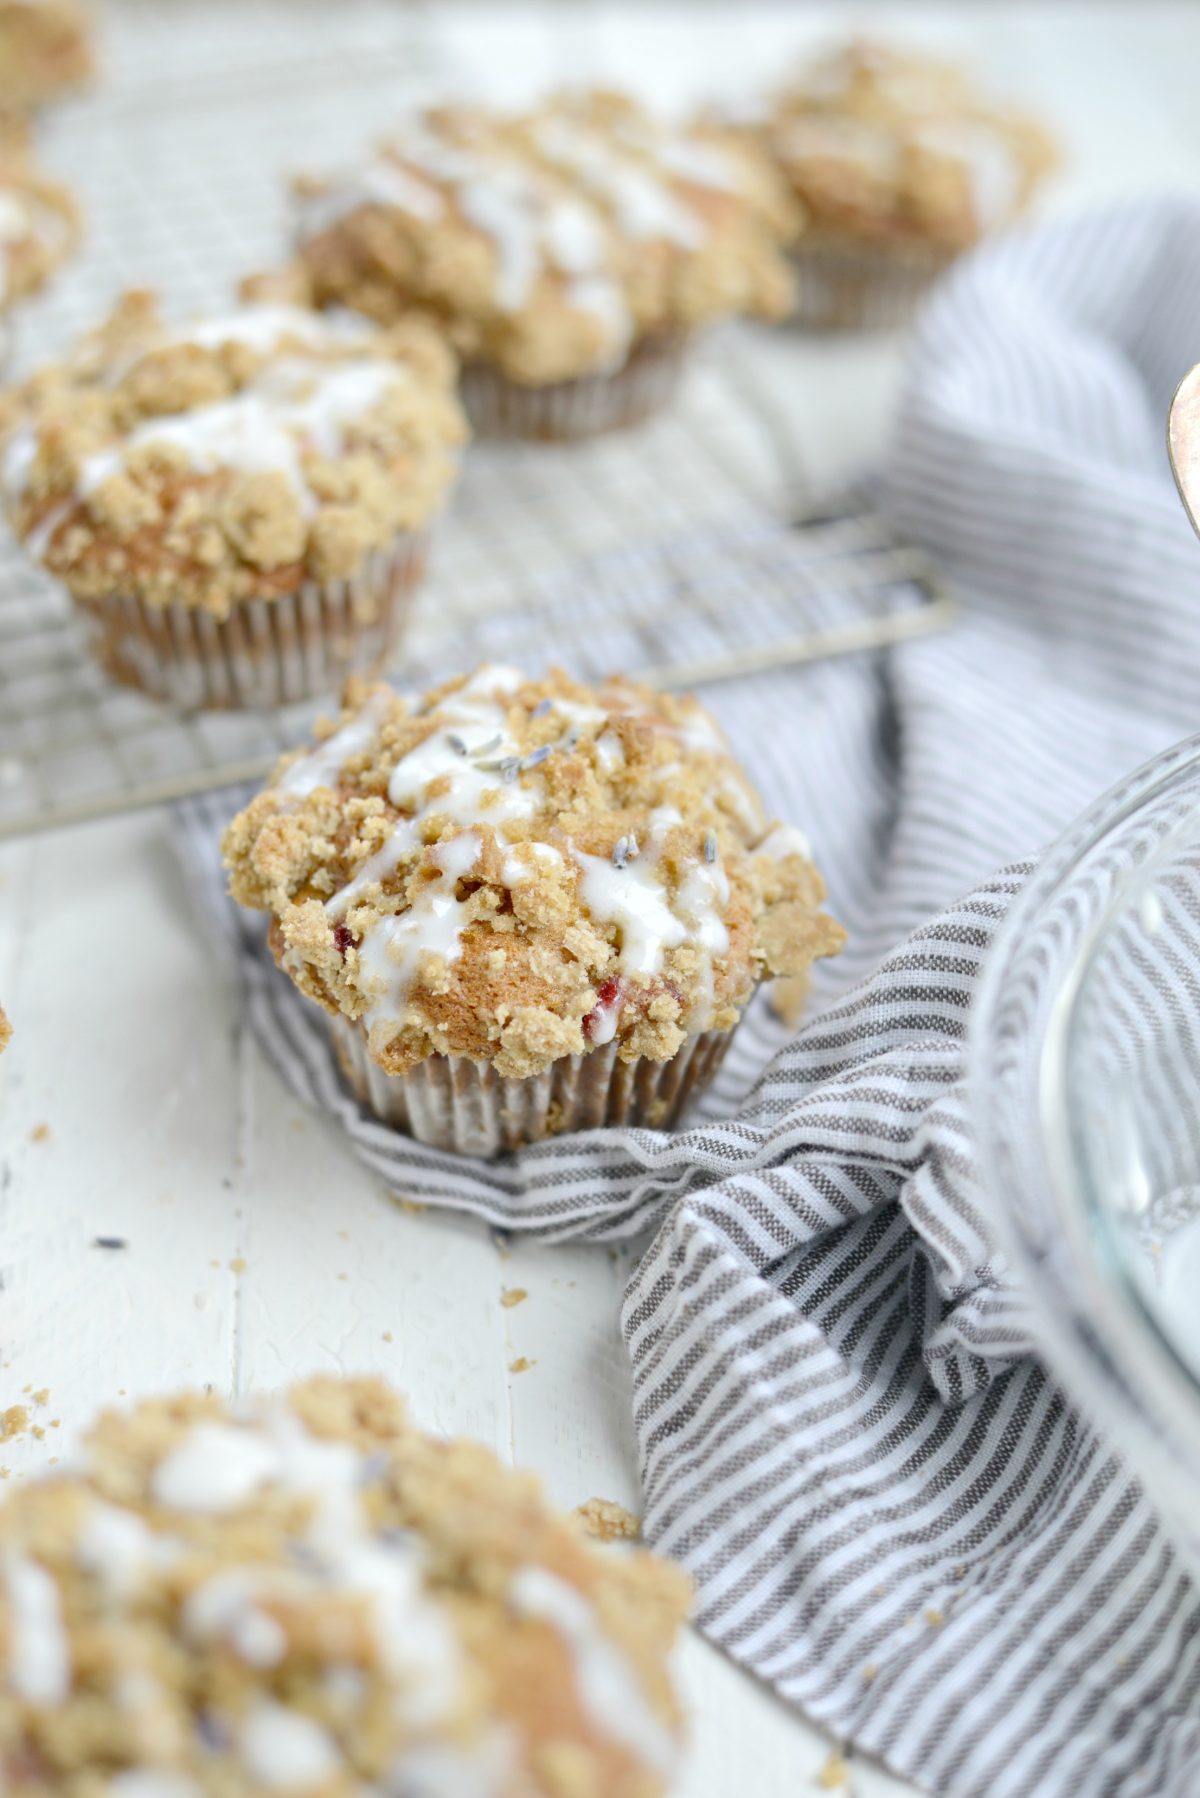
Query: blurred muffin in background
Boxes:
[
  {"xmin": 0, "ymin": 140, "xmax": 78, "ymax": 315},
  {"xmin": 286, "ymin": 88, "xmax": 799, "ymax": 441},
  {"xmin": 0, "ymin": 292, "xmax": 467, "ymax": 710},
  {"xmin": 0, "ymin": 0, "xmax": 92, "ymax": 112},
  {"xmin": 0, "ymin": 1375, "xmax": 691, "ymax": 1795},
  {"xmin": 743, "ymin": 38, "xmax": 1057, "ymax": 330}
]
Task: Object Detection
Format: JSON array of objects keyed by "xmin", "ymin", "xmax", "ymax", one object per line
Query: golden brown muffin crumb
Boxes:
[
  {"xmin": 223, "ymin": 664, "xmax": 845, "ymax": 1081},
  {"xmin": 575, "ymin": 1499, "xmax": 641, "ymax": 1544},
  {"xmin": 0, "ymin": 1375, "xmax": 689, "ymax": 1795},
  {"xmin": 287, "ymin": 88, "xmax": 800, "ymax": 385},
  {"xmin": 0, "ymin": 291, "xmax": 466, "ymax": 618},
  {"xmin": 0, "ymin": 0, "xmax": 92, "ymax": 112},
  {"xmin": 0, "ymin": 146, "xmax": 78, "ymax": 309}
]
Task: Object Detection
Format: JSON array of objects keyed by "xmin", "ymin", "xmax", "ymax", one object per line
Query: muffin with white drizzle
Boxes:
[
  {"xmin": 0, "ymin": 1375, "xmax": 690, "ymax": 1795},
  {"xmin": 733, "ymin": 38, "xmax": 1056, "ymax": 330},
  {"xmin": 284, "ymin": 88, "xmax": 799, "ymax": 441},
  {"xmin": 0, "ymin": 289, "xmax": 467, "ymax": 710},
  {"xmin": 222, "ymin": 663, "xmax": 844, "ymax": 1155}
]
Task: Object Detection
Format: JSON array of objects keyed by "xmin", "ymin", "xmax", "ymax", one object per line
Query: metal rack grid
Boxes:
[{"xmin": 0, "ymin": 1, "xmax": 954, "ymax": 840}]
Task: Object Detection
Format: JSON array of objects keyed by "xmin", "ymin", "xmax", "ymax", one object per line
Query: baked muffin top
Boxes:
[
  {"xmin": 222, "ymin": 663, "xmax": 844, "ymax": 1080},
  {"xmin": 0, "ymin": 0, "xmax": 92, "ymax": 112},
  {"xmin": 289, "ymin": 88, "xmax": 799, "ymax": 385},
  {"xmin": 0, "ymin": 1375, "xmax": 690, "ymax": 1796},
  {"xmin": 0, "ymin": 291, "xmax": 467, "ymax": 618},
  {"xmin": 0, "ymin": 146, "xmax": 77, "ymax": 309},
  {"xmin": 752, "ymin": 39, "xmax": 1056, "ymax": 254}
]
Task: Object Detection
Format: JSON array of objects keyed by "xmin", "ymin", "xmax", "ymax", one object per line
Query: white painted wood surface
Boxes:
[{"xmin": 5, "ymin": 6, "xmax": 1200, "ymax": 1794}]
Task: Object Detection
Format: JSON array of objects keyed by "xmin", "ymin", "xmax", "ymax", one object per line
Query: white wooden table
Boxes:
[{"xmin": 4, "ymin": 6, "xmax": 1200, "ymax": 1793}]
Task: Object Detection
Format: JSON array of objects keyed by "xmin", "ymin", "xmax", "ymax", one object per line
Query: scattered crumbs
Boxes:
[
  {"xmin": 904, "ymin": 1614, "xmax": 916, "ymax": 1629},
  {"xmin": 289, "ymin": 1118, "xmax": 305, "ymax": 1133},
  {"xmin": 508, "ymin": 1357, "xmax": 536, "ymax": 1375},
  {"xmin": 20, "ymin": 1385, "xmax": 29, "ymax": 1396},
  {"xmin": 575, "ymin": 1497, "xmax": 640, "ymax": 1542},
  {"xmin": 0, "ymin": 1469, "xmax": 8, "ymax": 1480},
  {"xmin": 49, "ymin": 1420, "xmax": 59, "ymax": 1430},
  {"xmin": 567, "ymin": 1280, "xmax": 576, "ymax": 1289},
  {"xmin": 93, "ymin": 1236, "xmax": 127, "ymax": 1251},
  {"xmin": 208, "ymin": 1259, "xmax": 221, "ymax": 1270},
  {"xmin": 398, "ymin": 1199, "xmax": 427, "ymax": 1216},
  {"xmin": 873, "ymin": 1584, "xmax": 887, "ymax": 1598},
  {"xmin": 29, "ymin": 1122, "xmax": 50, "ymax": 1144},
  {"xmin": 862, "ymin": 1663, "xmax": 878, "ymax": 1684},
  {"xmin": 337, "ymin": 1229, "xmax": 350, "ymax": 1241},
  {"xmin": 382, "ymin": 1332, "xmax": 393, "ymax": 1343},
  {"xmin": 118, "ymin": 1389, "xmax": 126, "ymax": 1397},
  {"xmin": 30, "ymin": 1426, "xmax": 44, "ymax": 1442},
  {"xmin": 925, "ymin": 1607, "xmax": 945, "ymax": 1629},
  {"xmin": 500, "ymin": 1287, "xmax": 528, "ymax": 1309},
  {"xmin": 48, "ymin": 1457, "xmax": 58, "ymax": 1466},
  {"xmin": 337, "ymin": 1273, "xmax": 348, "ymax": 1282},
  {"xmin": 953, "ymin": 1564, "xmax": 968, "ymax": 1581},
  {"xmin": 816, "ymin": 1752, "xmax": 850, "ymax": 1790},
  {"xmin": 1, "ymin": 1406, "xmax": 28, "ymax": 1441},
  {"xmin": 32, "ymin": 1389, "xmax": 48, "ymax": 1407},
  {"xmin": 228, "ymin": 1256, "xmax": 247, "ymax": 1274}
]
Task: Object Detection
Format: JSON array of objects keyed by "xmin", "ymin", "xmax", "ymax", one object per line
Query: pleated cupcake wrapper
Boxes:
[
  {"xmin": 789, "ymin": 239, "xmax": 956, "ymax": 331},
  {"xmin": 77, "ymin": 531, "xmax": 429, "ymax": 713},
  {"xmin": 460, "ymin": 333, "xmax": 689, "ymax": 443},
  {"xmin": 328, "ymin": 1010, "xmax": 737, "ymax": 1159}
]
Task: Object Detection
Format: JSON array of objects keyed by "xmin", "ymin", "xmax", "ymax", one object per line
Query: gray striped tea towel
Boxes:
[{"xmin": 178, "ymin": 200, "xmax": 1200, "ymax": 1795}]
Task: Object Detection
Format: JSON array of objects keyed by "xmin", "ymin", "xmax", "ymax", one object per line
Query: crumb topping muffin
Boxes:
[
  {"xmin": 0, "ymin": 0, "xmax": 91, "ymax": 112},
  {"xmin": 757, "ymin": 39, "xmax": 1056, "ymax": 255},
  {"xmin": 0, "ymin": 146, "xmax": 77, "ymax": 309},
  {"xmin": 0, "ymin": 290, "xmax": 467, "ymax": 621},
  {"xmin": 223, "ymin": 663, "xmax": 844, "ymax": 1083},
  {"xmin": 0, "ymin": 1375, "xmax": 689, "ymax": 1796},
  {"xmin": 289, "ymin": 89, "xmax": 799, "ymax": 386}
]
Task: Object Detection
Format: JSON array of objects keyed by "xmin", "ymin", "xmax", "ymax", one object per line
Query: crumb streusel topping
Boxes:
[
  {"xmin": 289, "ymin": 89, "xmax": 799, "ymax": 385},
  {"xmin": 751, "ymin": 39, "xmax": 1056, "ymax": 254},
  {"xmin": 223, "ymin": 664, "xmax": 844, "ymax": 1080},
  {"xmin": 0, "ymin": 291, "xmax": 467, "ymax": 618},
  {"xmin": 0, "ymin": 1375, "xmax": 689, "ymax": 1796},
  {"xmin": 0, "ymin": 147, "xmax": 78, "ymax": 309},
  {"xmin": 0, "ymin": 0, "xmax": 92, "ymax": 112}
]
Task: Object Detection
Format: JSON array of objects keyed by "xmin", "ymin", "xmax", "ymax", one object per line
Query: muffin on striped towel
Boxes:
[
  {"xmin": 0, "ymin": 1375, "xmax": 690, "ymax": 1795},
  {"xmin": 0, "ymin": 291, "xmax": 466, "ymax": 710},
  {"xmin": 742, "ymin": 38, "xmax": 1056, "ymax": 329},
  {"xmin": 222, "ymin": 663, "xmax": 844, "ymax": 1156},
  {"xmin": 286, "ymin": 88, "xmax": 799, "ymax": 440}
]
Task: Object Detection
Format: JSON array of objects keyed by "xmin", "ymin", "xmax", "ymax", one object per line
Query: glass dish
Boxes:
[{"xmin": 972, "ymin": 733, "xmax": 1200, "ymax": 1581}]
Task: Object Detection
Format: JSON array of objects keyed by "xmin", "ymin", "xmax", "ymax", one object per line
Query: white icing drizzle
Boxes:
[
  {"xmin": 756, "ymin": 821, "xmax": 812, "ymax": 861},
  {"xmin": 574, "ymin": 849, "xmax": 686, "ymax": 976},
  {"xmin": 301, "ymin": 156, "xmax": 446, "ymax": 237},
  {"xmin": 109, "ymin": 1773, "xmax": 204, "ymax": 1798},
  {"xmin": 0, "ymin": 189, "xmax": 31, "ymax": 245},
  {"xmin": 60, "ymin": 353, "xmax": 404, "ymax": 517},
  {"xmin": 240, "ymin": 1702, "xmax": 340, "ymax": 1790},
  {"xmin": 533, "ymin": 118, "xmax": 705, "ymax": 248},
  {"xmin": 388, "ymin": 1735, "xmax": 516, "ymax": 1798},
  {"xmin": 594, "ymin": 730, "xmax": 625, "ymax": 774},
  {"xmin": 510, "ymin": 1567, "xmax": 678, "ymax": 1777},
  {"xmin": 3, "ymin": 1552, "xmax": 70, "ymax": 1703},
  {"xmin": 779, "ymin": 114, "xmax": 899, "ymax": 178},
  {"xmin": 76, "ymin": 1502, "xmax": 179, "ymax": 1597},
  {"xmin": 459, "ymin": 167, "xmax": 545, "ymax": 311},
  {"xmin": 184, "ymin": 1566, "xmax": 293, "ymax": 1668},
  {"xmin": 278, "ymin": 689, "xmax": 392, "ymax": 799},
  {"xmin": 912, "ymin": 118, "xmax": 1020, "ymax": 228},
  {"xmin": 150, "ymin": 1405, "xmax": 462, "ymax": 1733},
  {"xmin": 152, "ymin": 1422, "xmax": 282, "ymax": 1512},
  {"xmin": 164, "ymin": 305, "xmax": 337, "ymax": 356},
  {"xmin": 325, "ymin": 818, "xmax": 418, "ymax": 922},
  {"xmin": 501, "ymin": 841, "xmax": 562, "ymax": 887}
]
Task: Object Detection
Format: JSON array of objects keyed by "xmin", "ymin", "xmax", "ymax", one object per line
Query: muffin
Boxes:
[
  {"xmin": 287, "ymin": 88, "xmax": 799, "ymax": 440},
  {"xmin": 222, "ymin": 663, "xmax": 844, "ymax": 1156},
  {"xmin": 0, "ymin": 291, "xmax": 467, "ymax": 710},
  {"xmin": 747, "ymin": 39, "xmax": 1056, "ymax": 329},
  {"xmin": 0, "ymin": 0, "xmax": 91, "ymax": 113},
  {"xmin": 0, "ymin": 144, "xmax": 77, "ymax": 312},
  {"xmin": 0, "ymin": 1375, "xmax": 690, "ymax": 1795}
]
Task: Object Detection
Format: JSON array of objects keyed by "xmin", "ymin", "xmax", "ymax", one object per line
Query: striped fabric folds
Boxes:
[{"xmin": 178, "ymin": 201, "xmax": 1200, "ymax": 1795}]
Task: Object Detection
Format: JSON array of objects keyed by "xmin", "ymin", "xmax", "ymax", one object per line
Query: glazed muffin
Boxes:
[
  {"xmin": 0, "ymin": 144, "xmax": 77, "ymax": 313},
  {"xmin": 0, "ymin": 1375, "xmax": 690, "ymax": 1795},
  {"xmin": 747, "ymin": 39, "xmax": 1056, "ymax": 329},
  {"xmin": 0, "ymin": 0, "xmax": 91, "ymax": 113},
  {"xmin": 222, "ymin": 663, "xmax": 844, "ymax": 1155},
  {"xmin": 288, "ymin": 88, "xmax": 799, "ymax": 440},
  {"xmin": 0, "ymin": 291, "xmax": 467, "ymax": 710}
]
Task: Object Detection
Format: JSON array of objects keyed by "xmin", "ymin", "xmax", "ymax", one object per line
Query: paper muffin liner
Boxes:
[
  {"xmin": 789, "ymin": 239, "xmax": 955, "ymax": 332},
  {"xmin": 327, "ymin": 1010, "xmax": 737, "ymax": 1158},
  {"xmin": 75, "ymin": 531, "xmax": 429, "ymax": 713},
  {"xmin": 460, "ymin": 332, "xmax": 689, "ymax": 442}
]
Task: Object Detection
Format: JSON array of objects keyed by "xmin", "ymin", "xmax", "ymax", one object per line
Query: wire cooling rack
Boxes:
[{"xmin": 0, "ymin": 1, "xmax": 954, "ymax": 840}]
